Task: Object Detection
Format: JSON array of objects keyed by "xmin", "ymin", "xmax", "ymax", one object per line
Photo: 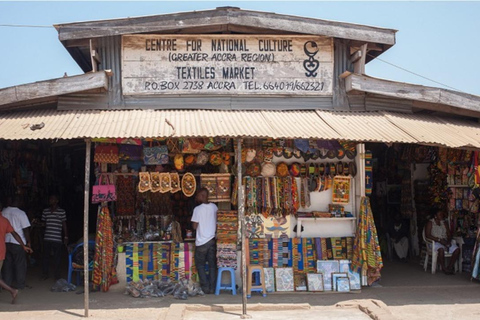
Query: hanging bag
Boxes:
[
  {"xmin": 92, "ymin": 173, "xmax": 117, "ymax": 203},
  {"xmin": 94, "ymin": 144, "xmax": 119, "ymax": 164},
  {"xmin": 143, "ymin": 143, "xmax": 169, "ymax": 165}
]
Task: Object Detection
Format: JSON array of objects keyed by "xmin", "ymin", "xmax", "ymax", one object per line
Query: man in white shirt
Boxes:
[
  {"xmin": 191, "ymin": 188, "xmax": 218, "ymax": 294},
  {"xmin": 2, "ymin": 196, "xmax": 31, "ymax": 290}
]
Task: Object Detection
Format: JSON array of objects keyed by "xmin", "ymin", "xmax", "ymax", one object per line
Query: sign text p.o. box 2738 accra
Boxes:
[{"xmin": 121, "ymin": 35, "xmax": 333, "ymax": 96}]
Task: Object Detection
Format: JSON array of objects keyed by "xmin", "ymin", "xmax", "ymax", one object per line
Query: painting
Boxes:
[
  {"xmin": 336, "ymin": 277, "xmax": 351, "ymax": 293},
  {"xmin": 316, "ymin": 260, "xmax": 339, "ymax": 291},
  {"xmin": 339, "ymin": 259, "xmax": 361, "ymax": 290},
  {"xmin": 332, "ymin": 176, "xmax": 351, "ymax": 204},
  {"xmin": 275, "ymin": 268, "xmax": 294, "ymax": 292},
  {"xmin": 264, "ymin": 215, "xmax": 291, "ymax": 239},
  {"xmin": 294, "ymin": 273, "xmax": 307, "ymax": 291},
  {"xmin": 331, "ymin": 272, "xmax": 349, "ymax": 291},
  {"xmin": 307, "ymin": 273, "xmax": 324, "ymax": 292},
  {"xmin": 245, "ymin": 214, "xmax": 264, "ymax": 238},
  {"xmin": 264, "ymin": 267, "xmax": 275, "ymax": 293}
]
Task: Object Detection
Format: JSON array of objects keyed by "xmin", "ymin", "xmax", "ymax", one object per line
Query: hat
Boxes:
[
  {"xmin": 174, "ymin": 154, "xmax": 184, "ymax": 171},
  {"xmin": 246, "ymin": 162, "xmax": 261, "ymax": 177},
  {"xmin": 261, "ymin": 162, "xmax": 276, "ymax": 177},
  {"xmin": 184, "ymin": 154, "xmax": 196, "ymax": 166},
  {"xmin": 196, "ymin": 151, "xmax": 208, "ymax": 165},
  {"xmin": 209, "ymin": 151, "xmax": 222, "ymax": 166},
  {"xmin": 276, "ymin": 162, "xmax": 289, "ymax": 177},
  {"xmin": 289, "ymin": 163, "xmax": 301, "ymax": 177}
]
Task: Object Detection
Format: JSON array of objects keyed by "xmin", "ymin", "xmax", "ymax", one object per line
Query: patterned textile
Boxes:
[
  {"xmin": 115, "ymin": 175, "xmax": 136, "ymax": 216},
  {"xmin": 216, "ymin": 211, "xmax": 238, "ymax": 269},
  {"xmin": 125, "ymin": 241, "xmax": 197, "ymax": 283},
  {"xmin": 92, "ymin": 206, "xmax": 118, "ymax": 292},
  {"xmin": 248, "ymin": 237, "xmax": 352, "ymax": 270},
  {"xmin": 471, "ymin": 228, "xmax": 480, "ymax": 281},
  {"xmin": 351, "ymin": 197, "xmax": 383, "ymax": 286},
  {"xmin": 365, "ymin": 151, "xmax": 373, "ymax": 196}
]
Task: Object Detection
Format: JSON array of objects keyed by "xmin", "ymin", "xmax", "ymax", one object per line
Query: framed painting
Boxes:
[
  {"xmin": 294, "ymin": 272, "xmax": 307, "ymax": 291},
  {"xmin": 275, "ymin": 267, "xmax": 294, "ymax": 292},
  {"xmin": 336, "ymin": 276, "xmax": 351, "ymax": 293},
  {"xmin": 307, "ymin": 273, "xmax": 324, "ymax": 292},
  {"xmin": 316, "ymin": 260, "xmax": 339, "ymax": 291},
  {"xmin": 264, "ymin": 267, "xmax": 275, "ymax": 293},
  {"xmin": 331, "ymin": 272, "xmax": 348, "ymax": 291}
]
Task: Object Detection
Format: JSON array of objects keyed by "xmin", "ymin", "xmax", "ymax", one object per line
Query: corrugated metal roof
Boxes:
[
  {"xmin": 382, "ymin": 112, "xmax": 480, "ymax": 148},
  {"xmin": 316, "ymin": 110, "xmax": 417, "ymax": 143},
  {"xmin": 0, "ymin": 109, "xmax": 78, "ymax": 140},
  {"xmin": 2, "ymin": 108, "xmax": 480, "ymax": 150},
  {"xmin": 262, "ymin": 110, "xmax": 342, "ymax": 140}
]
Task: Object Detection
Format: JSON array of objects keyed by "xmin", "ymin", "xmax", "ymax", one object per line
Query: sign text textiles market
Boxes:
[{"xmin": 122, "ymin": 35, "xmax": 333, "ymax": 95}]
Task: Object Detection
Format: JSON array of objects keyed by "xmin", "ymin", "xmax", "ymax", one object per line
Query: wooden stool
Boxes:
[{"xmin": 247, "ymin": 265, "xmax": 267, "ymax": 298}]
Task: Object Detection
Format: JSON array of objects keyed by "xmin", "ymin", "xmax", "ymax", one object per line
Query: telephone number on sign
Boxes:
[{"xmin": 261, "ymin": 81, "xmax": 325, "ymax": 91}]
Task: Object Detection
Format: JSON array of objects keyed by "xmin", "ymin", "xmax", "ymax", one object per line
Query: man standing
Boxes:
[
  {"xmin": 41, "ymin": 194, "xmax": 68, "ymax": 280},
  {"xmin": 2, "ymin": 196, "xmax": 31, "ymax": 290},
  {"xmin": 191, "ymin": 188, "xmax": 217, "ymax": 294},
  {"xmin": 0, "ymin": 212, "xmax": 33, "ymax": 303}
]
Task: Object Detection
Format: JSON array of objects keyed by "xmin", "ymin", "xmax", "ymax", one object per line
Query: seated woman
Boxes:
[{"xmin": 425, "ymin": 209, "xmax": 460, "ymax": 275}]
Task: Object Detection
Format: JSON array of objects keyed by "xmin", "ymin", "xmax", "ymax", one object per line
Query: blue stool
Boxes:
[
  {"xmin": 215, "ymin": 267, "xmax": 237, "ymax": 295},
  {"xmin": 247, "ymin": 265, "xmax": 267, "ymax": 298}
]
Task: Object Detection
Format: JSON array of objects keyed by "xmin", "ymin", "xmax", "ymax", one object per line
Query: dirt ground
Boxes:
[{"xmin": 1, "ymin": 259, "xmax": 480, "ymax": 320}]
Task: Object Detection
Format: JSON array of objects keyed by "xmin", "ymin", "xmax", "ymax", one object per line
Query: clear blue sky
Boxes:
[{"xmin": 1, "ymin": 1, "xmax": 479, "ymax": 96}]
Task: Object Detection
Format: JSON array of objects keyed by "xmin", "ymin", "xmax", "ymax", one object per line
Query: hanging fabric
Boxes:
[{"xmin": 92, "ymin": 206, "xmax": 118, "ymax": 292}]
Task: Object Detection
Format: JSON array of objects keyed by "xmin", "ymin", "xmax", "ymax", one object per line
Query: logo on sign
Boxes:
[{"xmin": 303, "ymin": 41, "xmax": 319, "ymax": 77}]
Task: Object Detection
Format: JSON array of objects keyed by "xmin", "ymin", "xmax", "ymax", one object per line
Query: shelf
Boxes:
[{"xmin": 296, "ymin": 217, "xmax": 356, "ymax": 237}]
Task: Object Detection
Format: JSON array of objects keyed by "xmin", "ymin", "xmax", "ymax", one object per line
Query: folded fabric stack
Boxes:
[{"xmin": 216, "ymin": 211, "xmax": 238, "ymax": 269}]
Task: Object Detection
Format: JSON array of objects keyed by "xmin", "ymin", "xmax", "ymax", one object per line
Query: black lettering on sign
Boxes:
[
  {"xmin": 222, "ymin": 67, "xmax": 255, "ymax": 80},
  {"xmin": 186, "ymin": 39, "xmax": 202, "ymax": 51},
  {"xmin": 145, "ymin": 39, "xmax": 177, "ymax": 51},
  {"xmin": 258, "ymin": 39, "xmax": 292, "ymax": 52}
]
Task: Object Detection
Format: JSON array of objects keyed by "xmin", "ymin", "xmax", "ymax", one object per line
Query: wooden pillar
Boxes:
[
  {"xmin": 236, "ymin": 139, "xmax": 250, "ymax": 318},
  {"xmin": 83, "ymin": 139, "xmax": 91, "ymax": 317}
]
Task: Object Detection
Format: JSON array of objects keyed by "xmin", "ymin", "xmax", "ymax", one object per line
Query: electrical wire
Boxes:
[{"xmin": 367, "ymin": 53, "xmax": 463, "ymax": 92}]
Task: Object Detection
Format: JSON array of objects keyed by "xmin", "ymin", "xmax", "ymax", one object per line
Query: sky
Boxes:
[{"xmin": 1, "ymin": 1, "xmax": 479, "ymax": 96}]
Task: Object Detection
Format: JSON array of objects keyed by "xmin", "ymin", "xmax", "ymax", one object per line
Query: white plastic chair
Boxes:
[{"xmin": 422, "ymin": 228, "xmax": 461, "ymax": 274}]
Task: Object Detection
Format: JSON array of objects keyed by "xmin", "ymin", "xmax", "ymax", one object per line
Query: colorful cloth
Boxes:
[
  {"xmin": 92, "ymin": 206, "xmax": 118, "ymax": 291},
  {"xmin": 351, "ymin": 197, "xmax": 383, "ymax": 285}
]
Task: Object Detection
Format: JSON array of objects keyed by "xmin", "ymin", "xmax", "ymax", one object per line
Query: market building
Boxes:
[{"xmin": 1, "ymin": 6, "xmax": 480, "ymax": 315}]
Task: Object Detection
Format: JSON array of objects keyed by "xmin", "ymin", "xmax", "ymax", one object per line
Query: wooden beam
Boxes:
[
  {"xmin": 55, "ymin": 8, "xmax": 396, "ymax": 46},
  {"xmin": 83, "ymin": 139, "xmax": 91, "ymax": 318},
  {"xmin": 352, "ymin": 44, "xmax": 367, "ymax": 74},
  {"xmin": 345, "ymin": 73, "xmax": 480, "ymax": 115},
  {"xmin": 0, "ymin": 71, "xmax": 110, "ymax": 107}
]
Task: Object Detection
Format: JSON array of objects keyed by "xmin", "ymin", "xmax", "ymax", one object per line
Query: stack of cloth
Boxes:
[
  {"xmin": 247, "ymin": 237, "xmax": 354, "ymax": 271},
  {"xmin": 216, "ymin": 211, "xmax": 238, "ymax": 269}
]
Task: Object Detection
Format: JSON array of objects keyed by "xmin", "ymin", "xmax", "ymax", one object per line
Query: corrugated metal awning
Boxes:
[
  {"xmin": 2, "ymin": 108, "xmax": 480, "ymax": 149},
  {"xmin": 316, "ymin": 110, "xmax": 417, "ymax": 143}
]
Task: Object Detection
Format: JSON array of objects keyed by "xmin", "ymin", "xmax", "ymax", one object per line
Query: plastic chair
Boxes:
[
  {"xmin": 214, "ymin": 267, "xmax": 236, "ymax": 295},
  {"xmin": 68, "ymin": 240, "xmax": 95, "ymax": 285},
  {"xmin": 422, "ymin": 228, "xmax": 461, "ymax": 274}
]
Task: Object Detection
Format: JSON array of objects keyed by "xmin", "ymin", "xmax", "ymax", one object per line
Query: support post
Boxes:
[
  {"xmin": 236, "ymin": 139, "xmax": 249, "ymax": 318},
  {"xmin": 83, "ymin": 139, "xmax": 91, "ymax": 317}
]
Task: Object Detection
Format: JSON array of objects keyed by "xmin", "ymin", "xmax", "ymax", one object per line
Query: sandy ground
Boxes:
[{"xmin": 0, "ymin": 259, "xmax": 479, "ymax": 319}]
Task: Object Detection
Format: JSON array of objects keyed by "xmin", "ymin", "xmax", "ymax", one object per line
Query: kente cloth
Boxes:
[
  {"xmin": 171, "ymin": 243, "xmax": 180, "ymax": 281},
  {"xmin": 92, "ymin": 206, "xmax": 118, "ymax": 291},
  {"xmin": 314, "ymin": 237, "xmax": 353, "ymax": 261},
  {"xmin": 315, "ymin": 238, "xmax": 323, "ymax": 260},
  {"xmin": 115, "ymin": 175, "xmax": 136, "ymax": 216},
  {"xmin": 351, "ymin": 197, "xmax": 383, "ymax": 285},
  {"xmin": 303, "ymin": 238, "xmax": 316, "ymax": 273},
  {"xmin": 125, "ymin": 243, "xmax": 161, "ymax": 283},
  {"xmin": 365, "ymin": 151, "xmax": 373, "ymax": 196}
]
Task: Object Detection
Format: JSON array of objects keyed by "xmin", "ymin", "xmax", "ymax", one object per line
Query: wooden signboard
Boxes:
[{"xmin": 122, "ymin": 35, "xmax": 333, "ymax": 96}]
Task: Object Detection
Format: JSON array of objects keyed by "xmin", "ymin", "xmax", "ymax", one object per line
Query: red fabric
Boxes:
[{"xmin": 0, "ymin": 215, "xmax": 14, "ymax": 260}]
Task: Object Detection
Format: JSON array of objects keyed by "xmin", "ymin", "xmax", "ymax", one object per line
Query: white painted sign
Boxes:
[{"xmin": 122, "ymin": 35, "xmax": 333, "ymax": 96}]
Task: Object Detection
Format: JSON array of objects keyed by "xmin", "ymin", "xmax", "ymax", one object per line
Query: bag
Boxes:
[
  {"xmin": 94, "ymin": 145, "xmax": 119, "ymax": 164},
  {"xmin": 92, "ymin": 174, "xmax": 117, "ymax": 203},
  {"xmin": 143, "ymin": 145, "xmax": 169, "ymax": 165},
  {"xmin": 119, "ymin": 145, "xmax": 143, "ymax": 161}
]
